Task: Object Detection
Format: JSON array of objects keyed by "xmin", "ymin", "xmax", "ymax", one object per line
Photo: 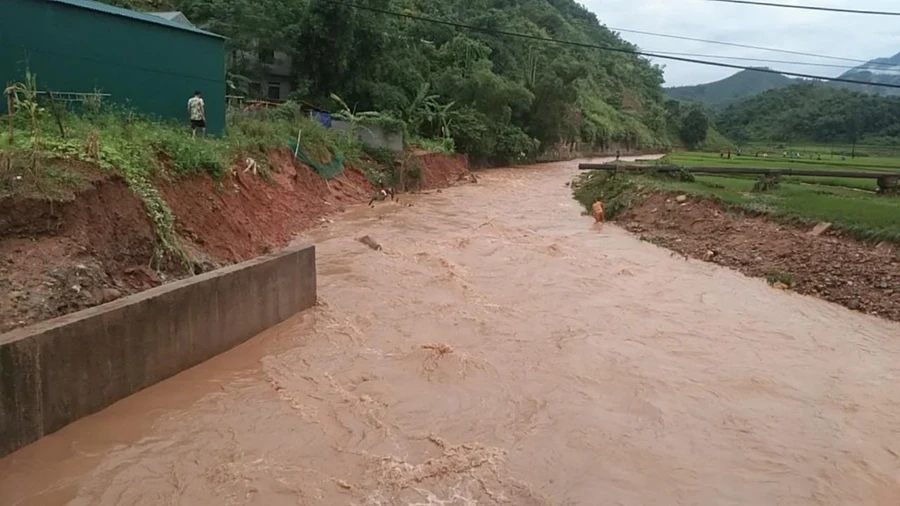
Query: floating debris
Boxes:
[{"xmin": 358, "ymin": 235, "xmax": 382, "ymax": 251}]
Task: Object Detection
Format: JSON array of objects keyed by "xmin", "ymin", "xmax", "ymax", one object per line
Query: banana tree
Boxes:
[
  {"xmin": 403, "ymin": 83, "xmax": 439, "ymax": 135},
  {"xmin": 330, "ymin": 93, "xmax": 384, "ymax": 138},
  {"xmin": 428, "ymin": 100, "xmax": 456, "ymax": 142}
]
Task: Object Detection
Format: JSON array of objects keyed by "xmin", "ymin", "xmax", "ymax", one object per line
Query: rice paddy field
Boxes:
[{"xmin": 641, "ymin": 150, "xmax": 900, "ymax": 243}]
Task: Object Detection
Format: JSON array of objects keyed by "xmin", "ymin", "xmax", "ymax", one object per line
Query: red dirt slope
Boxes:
[
  {"xmin": 0, "ymin": 151, "xmax": 471, "ymax": 332},
  {"xmin": 416, "ymin": 153, "xmax": 471, "ymax": 189},
  {"xmin": 162, "ymin": 151, "xmax": 375, "ymax": 263}
]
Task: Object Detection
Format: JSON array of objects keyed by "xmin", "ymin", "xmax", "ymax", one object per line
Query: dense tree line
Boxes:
[
  {"xmin": 108, "ymin": 0, "xmax": 674, "ymax": 164},
  {"xmin": 716, "ymin": 83, "xmax": 900, "ymax": 145},
  {"xmin": 663, "ymin": 99, "xmax": 711, "ymax": 149}
]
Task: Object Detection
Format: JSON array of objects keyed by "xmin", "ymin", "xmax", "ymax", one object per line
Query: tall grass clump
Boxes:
[{"xmin": 572, "ymin": 171, "xmax": 646, "ymax": 219}]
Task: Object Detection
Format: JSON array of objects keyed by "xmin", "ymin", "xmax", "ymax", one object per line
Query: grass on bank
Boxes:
[
  {"xmin": 1, "ymin": 102, "xmax": 365, "ymax": 265},
  {"xmin": 665, "ymin": 151, "xmax": 900, "ymax": 172},
  {"xmin": 660, "ymin": 150, "xmax": 900, "ymax": 194},
  {"xmin": 738, "ymin": 142, "xmax": 900, "ymax": 160},
  {"xmin": 0, "ymin": 95, "xmax": 438, "ymax": 266},
  {"xmin": 573, "ymin": 170, "xmax": 900, "ymax": 244},
  {"xmin": 0, "ymin": 104, "xmax": 369, "ymax": 194}
]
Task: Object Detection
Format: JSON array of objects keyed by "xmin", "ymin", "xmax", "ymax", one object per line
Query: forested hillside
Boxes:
[
  {"xmin": 716, "ymin": 83, "xmax": 900, "ymax": 144},
  {"xmin": 666, "ymin": 69, "xmax": 793, "ymax": 109},
  {"xmin": 105, "ymin": 0, "xmax": 673, "ymax": 163}
]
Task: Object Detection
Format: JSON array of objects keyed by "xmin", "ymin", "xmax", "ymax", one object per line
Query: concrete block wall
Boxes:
[
  {"xmin": 332, "ymin": 120, "xmax": 404, "ymax": 153},
  {"xmin": 0, "ymin": 244, "xmax": 316, "ymax": 457}
]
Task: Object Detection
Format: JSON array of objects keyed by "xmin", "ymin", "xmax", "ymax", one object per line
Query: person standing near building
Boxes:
[{"xmin": 187, "ymin": 91, "xmax": 206, "ymax": 138}]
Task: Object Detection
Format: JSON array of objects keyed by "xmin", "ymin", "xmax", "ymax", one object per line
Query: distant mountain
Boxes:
[
  {"xmin": 665, "ymin": 69, "xmax": 794, "ymax": 108},
  {"xmin": 667, "ymin": 53, "xmax": 900, "ymax": 108},
  {"xmin": 835, "ymin": 52, "xmax": 900, "ymax": 96}
]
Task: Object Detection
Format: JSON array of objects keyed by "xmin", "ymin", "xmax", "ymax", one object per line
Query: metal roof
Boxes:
[
  {"xmin": 150, "ymin": 11, "xmax": 183, "ymax": 19},
  {"xmin": 149, "ymin": 11, "xmax": 195, "ymax": 27},
  {"xmin": 41, "ymin": 0, "xmax": 225, "ymax": 39}
]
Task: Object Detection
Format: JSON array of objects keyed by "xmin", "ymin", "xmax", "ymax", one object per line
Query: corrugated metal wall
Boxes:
[{"xmin": 0, "ymin": 0, "xmax": 226, "ymax": 135}]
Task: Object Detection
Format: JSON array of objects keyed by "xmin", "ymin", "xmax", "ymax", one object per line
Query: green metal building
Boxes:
[{"xmin": 0, "ymin": 0, "xmax": 226, "ymax": 135}]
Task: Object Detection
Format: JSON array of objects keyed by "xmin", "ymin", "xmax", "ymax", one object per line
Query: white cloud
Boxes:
[{"xmin": 581, "ymin": 0, "xmax": 900, "ymax": 86}]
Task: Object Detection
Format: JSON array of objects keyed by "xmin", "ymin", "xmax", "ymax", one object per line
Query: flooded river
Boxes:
[{"xmin": 2, "ymin": 158, "xmax": 900, "ymax": 505}]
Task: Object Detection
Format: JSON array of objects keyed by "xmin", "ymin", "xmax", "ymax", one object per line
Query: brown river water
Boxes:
[{"xmin": 2, "ymin": 158, "xmax": 900, "ymax": 505}]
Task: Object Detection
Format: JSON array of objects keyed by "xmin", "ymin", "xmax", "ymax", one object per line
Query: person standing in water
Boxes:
[{"xmin": 187, "ymin": 91, "xmax": 206, "ymax": 138}]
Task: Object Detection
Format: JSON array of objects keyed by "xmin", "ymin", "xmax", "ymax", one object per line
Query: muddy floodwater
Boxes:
[{"xmin": 2, "ymin": 158, "xmax": 900, "ymax": 505}]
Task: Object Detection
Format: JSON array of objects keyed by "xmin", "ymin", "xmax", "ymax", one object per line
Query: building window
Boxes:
[
  {"xmin": 268, "ymin": 84, "xmax": 281, "ymax": 101},
  {"xmin": 258, "ymin": 49, "xmax": 275, "ymax": 64},
  {"xmin": 249, "ymin": 82, "xmax": 261, "ymax": 97}
]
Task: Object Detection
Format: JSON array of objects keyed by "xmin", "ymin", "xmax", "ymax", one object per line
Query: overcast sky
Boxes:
[{"xmin": 582, "ymin": 0, "xmax": 899, "ymax": 87}]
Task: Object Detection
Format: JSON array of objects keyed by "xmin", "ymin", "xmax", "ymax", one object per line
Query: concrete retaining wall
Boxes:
[{"xmin": 0, "ymin": 244, "xmax": 316, "ymax": 457}]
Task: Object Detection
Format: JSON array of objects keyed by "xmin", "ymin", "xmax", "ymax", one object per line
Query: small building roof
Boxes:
[{"xmin": 41, "ymin": 0, "xmax": 224, "ymax": 39}]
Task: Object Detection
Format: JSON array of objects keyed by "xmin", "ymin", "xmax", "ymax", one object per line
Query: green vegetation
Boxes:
[
  {"xmin": 572, "ymin": 170, "xmax": 647, "ymax": 220},
  {"xmin": 678, "ymin": 108, "xmax": 709, "ymax": 149},
  {"xmin": 697, "ymin": 126, "xmax": 737, "ymax": 152},
  {"xmin": 574, "ymin": 150, "xmax": 900, "ymax": 243},
  {"xmin": 738, "ymin": 142, "xmax": 900, "ymax": 159},
  {"xmin": 666, "ymin": 68, "xmax": 793, "ymax": 109},
  {"xmin": 663, "ymin": 99, "xmax": 733, "ymax": 152},
  {"xmin": 2, "ymin": 74, "xmax": 373, "ymax": 265},
  {"xmin": 105, "ymin": 0, "xmax": 676, "ymax": 163},
  {"xmin": 661, "ymin": 153, "xmax": 900, "ymax": 241},
  {"xmin": 663, "ymin": 151, "xmax": 900, "ymax": 192},
  {"xmin": 717, "ymin": 84, "xmax": 900, "ymax": 146},
  {"xmin": 667, "ymin": 50, "xmax": 900, "ymax": 110},
  {"xmin": 664, "ymin": 176, "xmax": 900, "ymax": 243},
  {"xmin": 668, "ymin": 59, "xmax": 900, "ymax": 154},
  {"xmin": 665, "ymin": 151, "xmax": 900, "ymax": 170},
  {"xmin": 765, "ymin": 272, "xmax": 794, "ymax": 288}
]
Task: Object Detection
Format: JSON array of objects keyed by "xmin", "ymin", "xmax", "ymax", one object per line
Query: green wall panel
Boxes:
[{"xmin": 0, "ymin": 0, "xmax": 226, "ymax": 135}]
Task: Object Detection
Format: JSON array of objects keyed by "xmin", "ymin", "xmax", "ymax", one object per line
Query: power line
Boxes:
[
  {"xmin": 194, "ymin": 5, "xmax": 896, "ymax": 70},
  {"xmin": 707, "ymin": 0, "xmax": 900, "ymax": 16},
  {"xmin": 325, "ymin": 1, "xmax": 900, "ymax": 89},
  {"xmin": 609, "ymin": 27, "xmax": 893, "ymax": 67},
  {"xmin": 646, "ymin": 50, "xmax": 869, "ymax": 70},
  {"xmin": 207, "ymin": 19, "xmax": 867, "ymax": 70}
]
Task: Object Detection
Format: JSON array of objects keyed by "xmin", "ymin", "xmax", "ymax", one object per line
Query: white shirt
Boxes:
[{"xmin": 188, "ymin": 96, "xmax": 205, "ymax": 121}]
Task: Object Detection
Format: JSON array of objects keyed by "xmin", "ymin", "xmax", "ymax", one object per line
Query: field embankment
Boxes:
[
  {"xmin": 0, "ymin": 113, "xmax": 471, "ymax": 333},
  {"xmin": 573, "ymin": 166, "xmax": 900, "ymax": 321}
]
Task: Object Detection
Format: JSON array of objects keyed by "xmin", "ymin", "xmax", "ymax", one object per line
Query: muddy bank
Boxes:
[
  {"xmin": 617, "ymin": 193, "xmax": 900, "ymax": 321},
  {"xmin": 160, "ymin": 151, "xmax": 374, "ymax": 264},
  {"xmin": 412, "ymin": 152, "xmax": 471, "ymax": 189},
  {"xmin": 0, "ymin": 151, "xmax": 472, "ymax": 333}
]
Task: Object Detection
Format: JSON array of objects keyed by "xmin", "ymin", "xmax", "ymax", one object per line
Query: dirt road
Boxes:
[{"xmin": 2, "ymin": 158, "xmax": 899, "ymax": 505}]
